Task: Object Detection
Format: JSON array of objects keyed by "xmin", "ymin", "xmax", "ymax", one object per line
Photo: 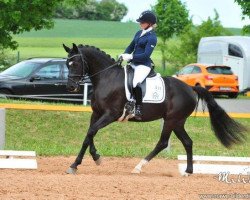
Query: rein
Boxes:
[
  {"xmin": 67, "ymin": 53, "xmax": 122, "ymax": 84},
  {"xmin": 88, "ymin": 60, "xmax": 122, "ymax": 78}
]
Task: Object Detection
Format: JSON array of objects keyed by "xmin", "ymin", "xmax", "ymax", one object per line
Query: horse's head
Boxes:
[{"xmin": 63, "ymin": 43, "xmax": 87, "ymax": 92}]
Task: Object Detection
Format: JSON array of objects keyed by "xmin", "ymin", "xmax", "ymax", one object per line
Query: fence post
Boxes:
[
  {"xmin": 17, "ymin": 51, "xmax": 20, "ymax": 63},
  {"xmin": 0, "ymin": 108, "xmax": 6, "ymax": 150},
  {"xmin": 83, "ymin": 83, "xmax": 91, "ymax": 106}
]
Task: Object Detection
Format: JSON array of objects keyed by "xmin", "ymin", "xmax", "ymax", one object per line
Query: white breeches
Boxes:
[{"xmin": 131, "ymin": 64, "xmax": 151, "ymax": 88}]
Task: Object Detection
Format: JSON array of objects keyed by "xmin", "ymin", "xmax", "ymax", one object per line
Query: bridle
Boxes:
[
  {"xmin": 67, "ymin": 53, "xmax": 89, "ymax": 85},
  {"xmin": 67, "ymin": 51, "xmax": 122, "ymax": 86}
]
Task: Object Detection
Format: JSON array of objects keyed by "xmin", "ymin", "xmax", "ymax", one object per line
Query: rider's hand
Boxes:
[{"xmin": 120, "ymin": 53, "xmax": 133, "ymax": 62}]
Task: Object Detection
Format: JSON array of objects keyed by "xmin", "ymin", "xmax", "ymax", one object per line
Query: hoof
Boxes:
[
  {"xmin": 66, "ymin": 167, "xmax": 77, "ymax": 175},
  {"xmin": 181, "ymin": 172, "xmax": 192, "ymax": 177},
  {"xmin": 131, "ymin": 168, "xmax": 141, "ymax": 174},
  {"xmin": 95, "ymin": 157, "xmax": 102, "ymax": 166}
]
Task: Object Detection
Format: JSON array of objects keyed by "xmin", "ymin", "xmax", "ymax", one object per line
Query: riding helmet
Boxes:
[{"xmin": 136, "ymin": 10, "xmax": 157, "ymax": 24}]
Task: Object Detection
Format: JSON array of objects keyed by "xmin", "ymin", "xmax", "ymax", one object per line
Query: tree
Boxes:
[
  {"xmin": 165, "ymin": 10, "xmax": 232, "ymax": 71},
  {"xmin": 1, "ymin": 0, "xmax": 56, "ymax": 50},
  {"xmin": 97, "ymin": 0, "xmax": 127, "ymax": 21},
  {"xmin": 234, "ymin": 0, "xmax": 250, "ymax": 34},
  {"xmin": 54, "ymin": 0, "xmax": 127, "ymax": 21},
  {"xmin": 153, "ymin": 0, "xmax": 190, "ymax": 70},
  {"xmin": 0, "ymin": 0, "xmax": 86, "ymax": 50},
  {"xmin": 77, "ymin": 0, "xmax": 99, "ymax": 20},
  {"xmin": 55, "ymin": 0, "xmax": 98, "ymax": 19}
]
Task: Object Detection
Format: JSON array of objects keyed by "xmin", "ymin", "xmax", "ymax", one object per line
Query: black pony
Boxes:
[{"xmin": 63, "ymin": 43, "xmax": 246, "ymax": 175}]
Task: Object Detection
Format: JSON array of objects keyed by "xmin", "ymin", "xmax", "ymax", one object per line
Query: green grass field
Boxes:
[
  {"xmin": 13, "ymin": 19, "xmax": 141, "ymax": 60},
  {"xmin": 4, "ymin": 108, "xmax": 250, "ymax": 158},
  {"xmin": 10, "ymin": 19, "xmax": 243, "ymax": 76},
  {"xmin": 17, "ymin": 19, "xmax": 139, "ymax": 38}
]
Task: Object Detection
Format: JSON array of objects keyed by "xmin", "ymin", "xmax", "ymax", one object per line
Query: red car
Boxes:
[{"xmin": 175, "ymin": 63, "xmax": 239, "ymax": 98}]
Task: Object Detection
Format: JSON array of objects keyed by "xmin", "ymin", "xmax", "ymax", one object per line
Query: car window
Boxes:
[
  {"xmin": 0, "ymin": 61, "xmax": 39, "ymax": 78},
  {"xmin": 207, "ymin": 66, "xmax": 233, "ymax": 75},
  {"xmin": 191, "ymin": 66, "xmax": 201, "ymax": 74},
  {"xmin": 228, "ymin": 44, "xmax": 243, "ymax": 58},
  {"xmin": 179, "ymin": 66, "xmax": 194, "ymax": 75},
  {"xmin": 36, "ymin": 64, "xmax": 61, "ymax": 79},
  {"xmin": 62, "ymin": 64, "xmax": 69, "ymax": 79}
]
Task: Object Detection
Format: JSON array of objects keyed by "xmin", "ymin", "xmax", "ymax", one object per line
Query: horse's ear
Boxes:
[
  {"xmin": 63, "ymin": 44, "xmax": 70, "ymax": 53},
  {"xmin": 72, "ymin": 43, "xmax": 78, "ymax": 53}
]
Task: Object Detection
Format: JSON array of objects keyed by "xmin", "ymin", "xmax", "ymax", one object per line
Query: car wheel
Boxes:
[
  {"xmin": 228, "ymin": 92, "xmax": 238, "ymax": 99},
  {"xmin": 195, "ymin": 83, "xmax": 202, "ymax": 87},
  {"xmin": 0, "ymin": 89, "xmax": 12, "ymax": 99}
]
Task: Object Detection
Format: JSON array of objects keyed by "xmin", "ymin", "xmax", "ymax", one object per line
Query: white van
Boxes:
[{"xmin": 197, "ymin": 36, "xmax": 250, "ymax": 92}]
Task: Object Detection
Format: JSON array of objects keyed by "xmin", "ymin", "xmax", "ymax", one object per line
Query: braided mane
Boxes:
[{"xmin": 78, "ymin": 44, "xmax": 115, "ymax": 63}]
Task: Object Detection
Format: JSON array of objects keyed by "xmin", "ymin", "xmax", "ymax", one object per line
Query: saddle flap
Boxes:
[{"xmin": 126, "ymin": 65, "xmax": 134, "ymax": 95}]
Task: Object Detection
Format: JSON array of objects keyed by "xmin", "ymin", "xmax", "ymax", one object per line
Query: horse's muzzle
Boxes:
[{"xmin": 67, "ymin": 85, "xmax": 80, "ymax": 93}]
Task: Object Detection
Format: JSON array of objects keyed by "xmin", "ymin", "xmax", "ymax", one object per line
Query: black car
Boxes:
[{"xmin": 0, "ymin": 58, "xmax": 92, "ymax": 104}]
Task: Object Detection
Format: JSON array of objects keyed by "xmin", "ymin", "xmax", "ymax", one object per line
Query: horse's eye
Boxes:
[{"xmin": 69, "ymin": 61, "xmax": 73, "ymax": 66}]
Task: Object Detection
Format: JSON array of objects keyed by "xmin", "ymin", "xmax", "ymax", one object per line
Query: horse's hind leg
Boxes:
[
  {"xmin": 132, "ymin": 119, "xmax": 172, "ymax": 174},
  {"xmin": 173, "ymin": 120, "xmax": 193, "ymax": 175}
]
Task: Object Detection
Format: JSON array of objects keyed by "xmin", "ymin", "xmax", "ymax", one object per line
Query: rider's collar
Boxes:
[{"xmin": 140, "ymin": 27, "xmax": 153, "ymax": 37}]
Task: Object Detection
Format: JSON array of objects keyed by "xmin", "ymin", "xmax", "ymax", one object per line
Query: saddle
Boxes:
[
  {"xmin": 118, "ymin": 65, "xmax": 166, "ymax": 122},
  {"xmin": 126, "ymin": 65, "xmax": 156, "ymax": 99},
  {"xmin": 124, "ymin": 65, "xmax": 165, "ymax": 103}
]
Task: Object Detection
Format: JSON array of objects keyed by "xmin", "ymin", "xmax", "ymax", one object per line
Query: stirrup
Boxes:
[{"xmin": 134, "ymin": 105, "xmax": 142, "ymax": 120}]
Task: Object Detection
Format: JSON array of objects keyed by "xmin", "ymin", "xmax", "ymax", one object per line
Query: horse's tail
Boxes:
[{"xmin": 192, "ymin": 86, "xmax": 247, "ymax": 148}]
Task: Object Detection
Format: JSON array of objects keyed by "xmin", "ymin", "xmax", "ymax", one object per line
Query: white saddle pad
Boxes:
[{"xmin": 124, "ymin": 66, "xmax": 166, "ymax": 103}]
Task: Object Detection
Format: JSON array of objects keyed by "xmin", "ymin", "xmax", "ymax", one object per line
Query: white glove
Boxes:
[{"xmin": 120, "ymin": 53, "xmax": 133, "ymax": 61}]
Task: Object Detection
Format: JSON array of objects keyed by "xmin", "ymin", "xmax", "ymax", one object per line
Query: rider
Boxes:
[{"xmin": 120, "ymin": 10, "xmax": 157, "ymax": 120}]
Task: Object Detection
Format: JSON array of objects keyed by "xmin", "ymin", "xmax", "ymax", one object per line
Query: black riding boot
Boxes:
[{"xmin": 134, "ymin": 83, "xmax": 142, "ymax": 120}]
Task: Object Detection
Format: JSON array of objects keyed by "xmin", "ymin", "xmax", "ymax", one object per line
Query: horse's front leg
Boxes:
[
  {"xmin": 89, "ymin": 135, "xmax": 102, "ymax": 165},
  {"xmin": 66, "ymin": 111, "xmax": 116, "ymax": 174},
  {"xmin": 66, "ymin": 136, "xmax": 90, "ymax": 174},
  {"xmin": 86, "ymin": 112, "xmax": 101, "ymax": 164}
]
